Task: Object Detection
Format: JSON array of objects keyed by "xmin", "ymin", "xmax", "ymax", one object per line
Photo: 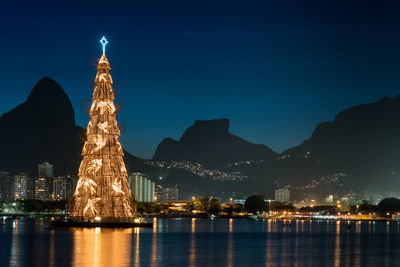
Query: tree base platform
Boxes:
[{"xmin": 50, "ymin": 219, "xmax": 153, "ymax": 228}]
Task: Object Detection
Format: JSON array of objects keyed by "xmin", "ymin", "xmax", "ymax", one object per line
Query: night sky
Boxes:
[{"xmin": 1, "ymin": 1, "xmax": 400, "ymax": 158}]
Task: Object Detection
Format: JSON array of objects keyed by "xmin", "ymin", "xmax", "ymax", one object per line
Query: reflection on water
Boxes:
[
  {"xmin": 151, "ymin": 218, "xmax": 157, "ymax": 267},
  {"xmin": 189, "ymin": 218, "xmax": 196, "ymax": 267},
  {"xmin": 2, "ymin": 218, "xmax": 400, "ymax": 267},
  {"xmin": 293, "ymin": 221, "xmax": 299, "ymax": 267},
  {"xmin": 227, "ymin": 219, "xmax": 233, "ymax": 267},
  {"xmin": 334, "ymin": 221, "xmax": 341, "ymax": 267},
  {"xmin": 49, "ymin": 230, "xmax": 55, "ymax": 266},
  {"xmin": 134, "ymin": 227, "xmax": 140, "ymax": 266},
  {"xmin": 9, "ymin": 220, "xmax": 19, "ymax": 267},
  {"xmin": 72, "ymin": 227, "xmax": 133, "ymax": 267}
]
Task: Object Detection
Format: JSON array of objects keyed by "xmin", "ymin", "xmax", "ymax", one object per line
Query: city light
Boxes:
[{"xmin": 2, "ymin": 3, "xmax": 400, "ymax": 267}]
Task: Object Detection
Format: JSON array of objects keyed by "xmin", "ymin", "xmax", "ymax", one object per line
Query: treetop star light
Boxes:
[
  {"xmin": 100, "ymin": 36, "xmax": 108, "ymax": 54},
  {"xmin": 70, "ymin": 37, "xmax": 136, "ymax": 223}
]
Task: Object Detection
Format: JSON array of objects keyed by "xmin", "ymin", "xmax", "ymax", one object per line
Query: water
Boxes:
[{"xmin": 1, "ymin": 218, "xmax": 400, "ymax": 267}]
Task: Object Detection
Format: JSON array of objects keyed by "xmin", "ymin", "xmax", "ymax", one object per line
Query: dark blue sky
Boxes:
[{"xmin": 1, "ymin": 0, "xmax": 400, "ymax": 158}]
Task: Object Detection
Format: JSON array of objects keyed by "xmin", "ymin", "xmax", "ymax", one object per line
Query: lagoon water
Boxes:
[{"xmin": 1, "ymin": 218, "xmax": 400, "ymax": 267}]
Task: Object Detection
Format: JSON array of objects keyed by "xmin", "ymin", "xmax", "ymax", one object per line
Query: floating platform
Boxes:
[{"xmin": 50, "ymin": 219, "xmax": 153, "ymax": 228}]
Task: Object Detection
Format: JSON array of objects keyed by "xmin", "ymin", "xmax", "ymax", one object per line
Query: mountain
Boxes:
[
  {"xmin": 0, "ymin": 77, "xmax": 145, "ymax": 176},
  {"xmin": 4, "ymin": 76, "xmax": 400, "ymax": 197},
  {"xmin": 153, "ymin": 118, "xmax": 277, "ymax": 168},
  {"xmin": 0, "ymin": 77, "xmax": 84, "ymax": 175},
  {"xmin": 0, "ymin": 77, "xmax": 252, "ymax": 197},
  {"xmin": 282, "ymin": 96, "xmax": 400, "ymax": 189},
  {"xmin": 236, "ymin": 95, "xmax": 400, "ymax": 195}
]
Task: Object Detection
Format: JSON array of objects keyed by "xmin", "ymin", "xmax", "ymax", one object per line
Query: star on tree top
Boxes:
[{"xmin": 100, "ymin": 36, "xmax": 108, "ymax": 54}]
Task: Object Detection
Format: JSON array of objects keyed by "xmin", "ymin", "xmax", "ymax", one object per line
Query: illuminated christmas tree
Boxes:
[{"xmin": 70, "ymin": 37, "xmax": 136, "ymax": 222}]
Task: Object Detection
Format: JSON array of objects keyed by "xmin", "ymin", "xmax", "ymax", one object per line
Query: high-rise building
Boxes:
[
  {"xmin": 66, "ymin": 176, "xmax": 78, "ymax": 200},
  {"xmin": 275, "ymin": 188, "xmax": 290, "ymax": 203},
  {"xmin": 155, "ymin": 185, "xmax": 179, "ymax": 201},
  {"xmin": 35, "ymin": 161, "xmax": 54, "ymax": 201},
  {"xmin": 13, "ymin": 173, "xmax": 29, "ymax": 200},
  {"xmin": 0, "ymin": 171, "xmax": 12, "ymax": 201},
  {"xmin": 128, "ymin": 173, "xmax": 155, "ymax": 202},
  {"xmin": 26, "ymin": 177, "xmax": 36, "ymax": 200},
  {"xmin": 35, "ymin": 177, "xmax": 51, "ymax": 201},
  {"xmin": 53, "ymin": 176, "xmax": 67, "ymax": 201},
  {"xmin": 38, "ymin": 161, "xmax": 54, "ymax": 179},
  {"xmin": 52, "ymin": 175, "xmax": 76, "ymax": 201}
]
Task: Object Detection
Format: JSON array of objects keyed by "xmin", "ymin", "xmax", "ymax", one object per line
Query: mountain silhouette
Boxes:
[
  {"xmin": 153, "ymin": 118, "xmax": 277, "ymax": 168},
  {"xmin": 0, "ymin": 78, "xmax": 248, "ymax": 197},
  {"xmin": 244, "ymin": 95, "xmax": 400, "ymax": 195},
  {"xmin": 0, "ymin": 77, "xmax": 144, "ymax": 176},
  {"xmin": 0, "ymin": 77, "xmax": 85, "ymax": 175},
  {"xmin": 3, "ymin": 77, "xmax": 400, "ymax": 196}
]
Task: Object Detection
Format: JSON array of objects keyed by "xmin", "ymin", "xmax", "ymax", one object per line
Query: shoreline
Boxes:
[{"xmin": 0, "ymin": 213, "xmax": 397, "ymax": 223}]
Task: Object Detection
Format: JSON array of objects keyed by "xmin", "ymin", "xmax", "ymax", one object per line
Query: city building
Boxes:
[
  {"xmin": 275, "ymin": 188, "xmax": 290, "ymax": 203},
  {"xmin": 35, "ymin": 177, "xmax": 51, "ymax": 201},
  {"xmin": 35, "ymin": 161, "xmax": 55, "ymax": 201},
  {"xmin": 13, "ymin": 173, "xmax": 30, "ymax": 200},
  {"xmin": 66, "ymin": 176, "xmax": 78, "ymax": 199},
  {"xmin": 0, "ymin": 171, "xmax": 12, "ymax": 201},
  {"xmin": 233, "ymin": 198, "xmax": 246, "ymax": 205},
  {"xmin": 128, "ymin": 173, "xmax": 155, "ymax": 202},
  {"xmin": 53, "ymin": 176, "xmax": 69, "ymax": 201},
  {"xmin": 324, "ymin": 195, "xmax": 334, "ymax": 205},
  {"xmin": 52, "ymin": 175, "xmax": 76, "ymax": 201},
  {"xmin": 1, "ymin": 172, "xmax": 34, "ymax": 201},
  {"xmin": 38, "ymin": 161, "xmax": 54, "ymax": 179},
  {"xmin": 155, "ymin": 185, "xmax": 179, "ymax": 201}
]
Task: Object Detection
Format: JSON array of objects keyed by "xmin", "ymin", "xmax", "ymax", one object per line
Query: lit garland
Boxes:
[
  {"xmin": 111, "ymin": 179, "xmax": 125, "ymax": 195},
  {"xmin": 75, "ymin": 177, "xmax": 97, "ymax": 195},
  {"xmin": 83, "ymin": 197, "xmax": 101, "ymax": 216},
  {"xmin": 97, "ymin": 121, "xmax": 109, "ymax": 133},
  {"xmin": 87, "ymin": 159, "xmax": 103, "ymax": 174},
  {"xmin": 93, "ymin": 135, "xmax": 107, "ymax": 152}
]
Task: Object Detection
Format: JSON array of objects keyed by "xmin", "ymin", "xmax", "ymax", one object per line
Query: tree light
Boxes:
[{"xmin": 70, "ymin": 38, "xmax": 135, "ymax": 223}]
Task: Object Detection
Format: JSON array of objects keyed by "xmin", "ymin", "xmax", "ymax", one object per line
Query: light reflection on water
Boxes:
[
  {"xmin": 71, "ymin": 227, "xmax": 133, "ymax": 267},
  {"xmin": 334, "ymin": 221, "xmax": 341, "ymax": 267},
  {"xmin": 189, "ymin": 218, "xmax": 196, "ymax": 267},
  {"xmin": 9, "ymin": 219, "xmax": 18, "ymax": 267},
  {"xmin": 2, "ymin": 218, "xmax": 400, "ymax": 267},
  {"xmin": 227, "ymin": 218, "xmax": 233, "ymax": 267},
  {"xmin": 150, "ymin": 218, "xmax": 157, "ymax": 267}
]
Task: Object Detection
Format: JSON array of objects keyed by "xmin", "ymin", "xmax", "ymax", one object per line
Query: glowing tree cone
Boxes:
[{"xmin": 70, "ymin": 38, "xmax": 136, "ymax": 222}]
